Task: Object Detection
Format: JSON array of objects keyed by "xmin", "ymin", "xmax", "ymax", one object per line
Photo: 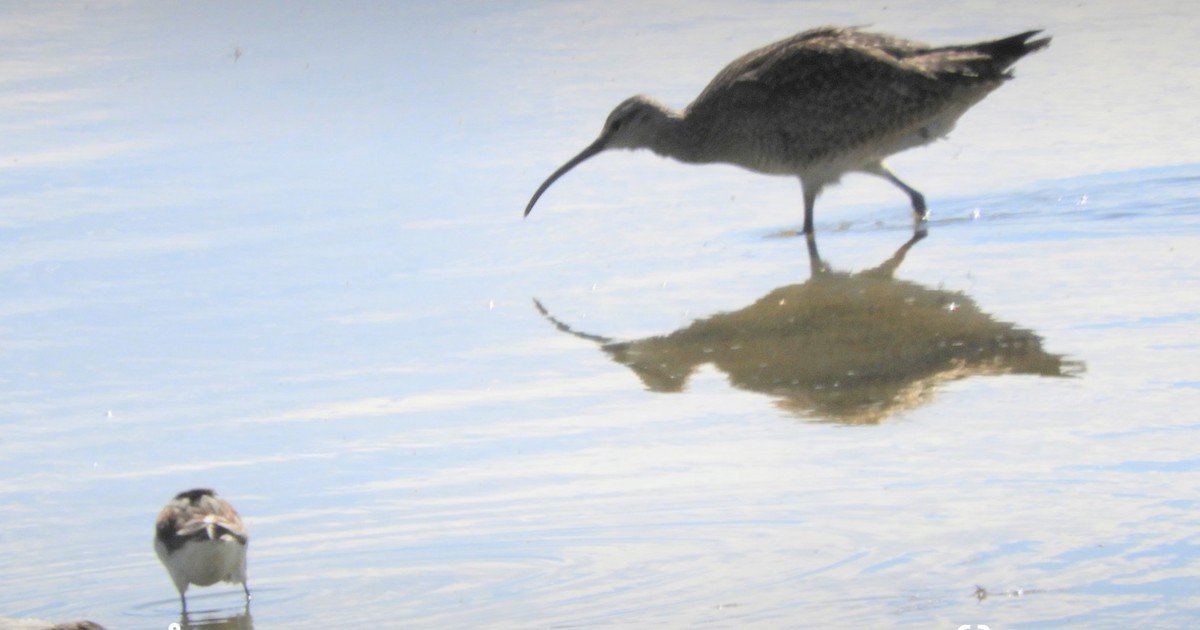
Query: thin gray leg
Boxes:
[
  {"xmin": 800, "ymin": 179, "xmax": 821, "ymax": 234},
  {"xmin": 862, "ymin": 163, "xmax": 927, "ymax": 219}
]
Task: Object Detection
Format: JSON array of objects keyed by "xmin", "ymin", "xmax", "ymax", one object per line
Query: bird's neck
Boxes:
[{"xmin": 640, "ymin": 107, "xmax": 706, "ymax": 164}]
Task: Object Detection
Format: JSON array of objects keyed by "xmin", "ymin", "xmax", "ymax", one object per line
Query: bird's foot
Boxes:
[{"xmin": 911, "ymin": 205, "xmax": 930, "ymax": 238}]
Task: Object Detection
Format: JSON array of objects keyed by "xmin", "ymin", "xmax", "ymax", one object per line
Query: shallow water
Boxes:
[{"xmin": 3, "ymin": 2, "xmax": 1200, "ymax": 629}]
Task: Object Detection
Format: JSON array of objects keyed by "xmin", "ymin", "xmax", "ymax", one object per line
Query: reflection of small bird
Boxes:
[
  {"xmin": 525, "ymin": 26, "xmax": 1049, "ymax": 233},
  {"xmin": 154, "ymin": 488, "xmax": 250, "ymax": 612}
]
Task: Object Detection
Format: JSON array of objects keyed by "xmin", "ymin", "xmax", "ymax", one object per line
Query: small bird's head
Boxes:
[{"xmin": 524, "ymin": 95, "xmax": 672, "ymax": 217}]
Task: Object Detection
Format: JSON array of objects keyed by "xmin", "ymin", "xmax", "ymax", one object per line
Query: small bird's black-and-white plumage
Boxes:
[
  {"xmin": 524, "ymin": 26, "xmax": 1050, "ymax": 233},
  {"xmin": 153, "ymin": 488, "xmax": 250, "ymax": 612}
]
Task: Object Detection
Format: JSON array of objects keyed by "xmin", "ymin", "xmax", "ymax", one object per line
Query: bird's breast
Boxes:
[{"xmin": 165, "ymin": 537, "xmax": 247, "ymax": 586}]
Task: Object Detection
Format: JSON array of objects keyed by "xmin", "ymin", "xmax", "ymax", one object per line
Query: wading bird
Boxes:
[
  {"xmin": 154, "ymin": 488, "xmax": 250, "ymax": 612},
  {"xmin": 524, "ymin": 26, "xmax": 1049, "ymax": 233}
]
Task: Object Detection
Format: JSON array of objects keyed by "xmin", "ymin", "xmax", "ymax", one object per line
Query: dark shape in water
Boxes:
[{"xmin": 535, "ymin": 230, "xmax": 1081, "ymax": 423}]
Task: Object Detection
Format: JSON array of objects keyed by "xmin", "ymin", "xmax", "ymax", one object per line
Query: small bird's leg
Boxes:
[
  {"xmin": 180, "ymin": 593, "xmax": 188, "ymax": 614},
  {"xmin": 244, "ymin": 582, "xmax": 252, "ymax": 604}
]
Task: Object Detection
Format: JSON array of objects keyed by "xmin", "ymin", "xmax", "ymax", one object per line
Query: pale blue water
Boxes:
[{"xmin": 2, "ymin": 2, "xmax": 1200, "ymax": 629}]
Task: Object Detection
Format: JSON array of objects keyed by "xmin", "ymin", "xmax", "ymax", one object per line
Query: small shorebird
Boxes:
[
  {"xmin": 524, "ymin": 26, "xmax": 1049, "ymax": 233},
  {"xmin": 154, "ymin": 488, "xmax": 250, "ymax": 612}
]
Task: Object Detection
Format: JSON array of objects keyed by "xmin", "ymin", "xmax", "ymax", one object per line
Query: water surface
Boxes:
[{"xmin": 2, "ymin": 1, "xmax": 1200, "ymax": 628}]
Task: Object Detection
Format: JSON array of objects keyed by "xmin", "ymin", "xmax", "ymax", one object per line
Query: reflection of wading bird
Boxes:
[
  {"xmin": 154, "ymin": 488, "xmax": 251, "ymax": 613},
  {"xmin": 524, "ymin": 27, "xmax": 1050, "ymax": 233},
  {"xmin": 535, "ymin": 231, "xmax": 1080, "ymax": 423}
]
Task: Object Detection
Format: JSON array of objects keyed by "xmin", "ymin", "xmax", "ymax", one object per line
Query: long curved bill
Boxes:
[{"xmin": 523, "ymin": 136, "xmax": 608, "ymax": 217}]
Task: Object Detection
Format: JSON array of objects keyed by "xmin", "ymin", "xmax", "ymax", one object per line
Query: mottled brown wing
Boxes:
[{"xmin": 686, "ymin": 30, "xmax": 974, "ymax": 162}]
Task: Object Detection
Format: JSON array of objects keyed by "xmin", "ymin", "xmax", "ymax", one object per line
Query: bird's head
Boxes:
[
  {"xmin": 524, "ymin": 95, "xmax": 672, "ymax": 217},
  {"xmin": 599, "ymin": 95, "xmax": 673, "ymax": 149}
]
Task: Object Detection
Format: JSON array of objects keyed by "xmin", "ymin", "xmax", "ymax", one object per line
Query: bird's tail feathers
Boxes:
[{"xmin": 972, "ymin": 30, "xmax": 1051, "ymax": 69}]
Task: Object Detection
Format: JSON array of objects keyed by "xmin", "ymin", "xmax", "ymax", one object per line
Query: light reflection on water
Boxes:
[{"xmin": 2, "ymin": 1, "xmax": 1200, "ymax": 629}]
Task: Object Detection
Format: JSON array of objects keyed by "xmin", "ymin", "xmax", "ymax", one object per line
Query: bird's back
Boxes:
[
  {"xmin": 155, "ymin": 488, "xmax": 249, "ymax": 588},
  {"xmin": 682, "ymin": 27, "xmax": 1048, "ymax": 177}
]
